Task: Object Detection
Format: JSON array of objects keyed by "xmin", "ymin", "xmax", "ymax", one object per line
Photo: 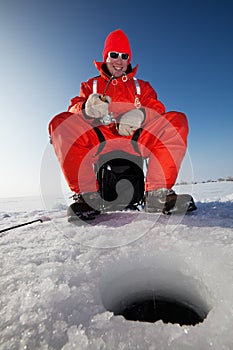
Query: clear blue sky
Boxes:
[{"xmin": 0, "ymin": 0, "xmax": 233, "ymax": 197}]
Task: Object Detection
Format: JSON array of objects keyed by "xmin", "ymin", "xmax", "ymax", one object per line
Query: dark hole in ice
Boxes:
[
  {"xmin": 101, "ymin": 262, "xmax": 211, "ymax": 327},
  {"xmin": 115, "ymin": 296, "xmax": 205, "ymax": 326}
]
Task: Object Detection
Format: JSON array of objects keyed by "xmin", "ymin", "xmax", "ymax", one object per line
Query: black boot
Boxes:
[
  {"xmin": 145, "ymin": 188, "xmax": 197, "ymax": 214},
  {"xmin": 67, "ymin": 192, "xmax": 101, "ymax": 220}
]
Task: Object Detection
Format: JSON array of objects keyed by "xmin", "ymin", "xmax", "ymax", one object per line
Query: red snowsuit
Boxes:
[{"xmin": 49, "ymin": 61, "xmax": 188, "ymax": 194}]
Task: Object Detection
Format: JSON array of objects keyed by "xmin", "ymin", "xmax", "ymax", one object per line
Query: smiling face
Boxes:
[{"xmin": 106, "ymin": 52, "xmax": 129, "ymax": 77}]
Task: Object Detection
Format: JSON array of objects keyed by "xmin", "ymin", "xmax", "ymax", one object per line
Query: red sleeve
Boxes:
[
  {"xmin": 139, "ymin": 80, "xmax": 166, "ymax": 123},
  {"xmin": 68, "ymin": 80, "xmax": 94, "ymax": 113}
]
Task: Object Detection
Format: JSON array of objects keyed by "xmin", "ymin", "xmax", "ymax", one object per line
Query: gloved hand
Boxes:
[
  {"xmin": 85, "ymin": 93, "xmax": 111, "ymax": 118},
  {"xmin": 118, "ymin": 109, "xmax": 144, "ymax": 136}
]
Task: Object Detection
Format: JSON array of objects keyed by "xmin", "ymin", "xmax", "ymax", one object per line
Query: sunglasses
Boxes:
[{"xmin": 108, "ymin": 52, "xmax": 129, "ymax": 60}]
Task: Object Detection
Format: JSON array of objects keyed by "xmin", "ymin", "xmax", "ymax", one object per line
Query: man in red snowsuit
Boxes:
[{"xmin": 49, "ymin": 29, "xmax": 196, "ymax": 218}]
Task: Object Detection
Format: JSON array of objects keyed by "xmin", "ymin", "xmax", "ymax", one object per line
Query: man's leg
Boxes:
[
  {"xmin": 49, "ymin": 112, "xmax": 100, "ymax": 194},
  {"xmin": 138, "ymin": 111, "xmax": 188, "ymax": 191},
  {"xmin": 138, "ymin": 112, "xmax": 195, "ymax": 213}
]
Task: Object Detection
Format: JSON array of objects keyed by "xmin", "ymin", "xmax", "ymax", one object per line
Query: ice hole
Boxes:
[
  {"xmin": 113, "ymin": 295, "xmax": 204, "ymax": 326},
  {"xmin": 100, "ymin": 258, "xmax": 212, "ymax": 326}
]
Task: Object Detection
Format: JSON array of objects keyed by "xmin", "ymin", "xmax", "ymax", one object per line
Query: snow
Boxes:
[{"xmin": 0, "ymin": 181, "xmax": 233, "ymax": 350}]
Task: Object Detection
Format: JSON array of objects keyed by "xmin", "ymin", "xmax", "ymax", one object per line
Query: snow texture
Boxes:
[{"xmin": 1, "ymin": 181, "xmax": 233, "ymax": 350}]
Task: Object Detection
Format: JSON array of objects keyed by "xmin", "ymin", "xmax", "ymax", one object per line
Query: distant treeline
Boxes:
[{"xmin": 177, "ymin": 176, "xmax": 233, "ymax": 185}]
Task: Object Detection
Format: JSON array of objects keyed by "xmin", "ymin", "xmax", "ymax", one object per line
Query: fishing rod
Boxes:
[{"xmin": 0, "ymin": 216, "xmax": 51, "ymax": 237}]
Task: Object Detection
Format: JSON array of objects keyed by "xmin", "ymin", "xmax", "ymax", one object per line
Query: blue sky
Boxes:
[{"xmin": 0, "ymin": 0, "xmax": 233, "ymax": 197}]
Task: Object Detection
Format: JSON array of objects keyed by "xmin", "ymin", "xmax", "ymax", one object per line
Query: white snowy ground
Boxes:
[{"xmin": 1, "ymin": 181, "xmax": 233, "ymax": 350}]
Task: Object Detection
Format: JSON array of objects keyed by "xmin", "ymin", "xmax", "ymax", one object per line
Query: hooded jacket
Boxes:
[{"xmin": 68, "ymin": 60, "xmax": 166, "ymax": 125}]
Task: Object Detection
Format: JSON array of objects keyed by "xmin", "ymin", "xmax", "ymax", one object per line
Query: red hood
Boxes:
[{"xmin": 94, "ymin": 60, "xmax": 138, "ymax": 81}]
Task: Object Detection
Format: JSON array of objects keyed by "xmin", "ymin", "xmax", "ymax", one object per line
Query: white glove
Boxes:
[
  {"xmin": 118, "ymin": 109, "xmax": 144, "ymax": 136},
  {"xmin": 85, "ymin": 93, "xmax": 111, "ymax": 118}
]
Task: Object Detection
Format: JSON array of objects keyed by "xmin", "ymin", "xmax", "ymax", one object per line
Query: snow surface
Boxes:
[{"xmin": 1, "ymin": 181, "xmax": 233, "ymax": 350}]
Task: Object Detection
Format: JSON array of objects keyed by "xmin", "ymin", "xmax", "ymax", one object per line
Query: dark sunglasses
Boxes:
[{"xmin": 108, "ymin": 52, "xmax": 129, "ymax": 60}]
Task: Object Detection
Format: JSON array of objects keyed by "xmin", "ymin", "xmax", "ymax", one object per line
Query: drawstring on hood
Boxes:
[{"xmin": 94, "ymin": 60, "xmax": 140, "ymax": 108}]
